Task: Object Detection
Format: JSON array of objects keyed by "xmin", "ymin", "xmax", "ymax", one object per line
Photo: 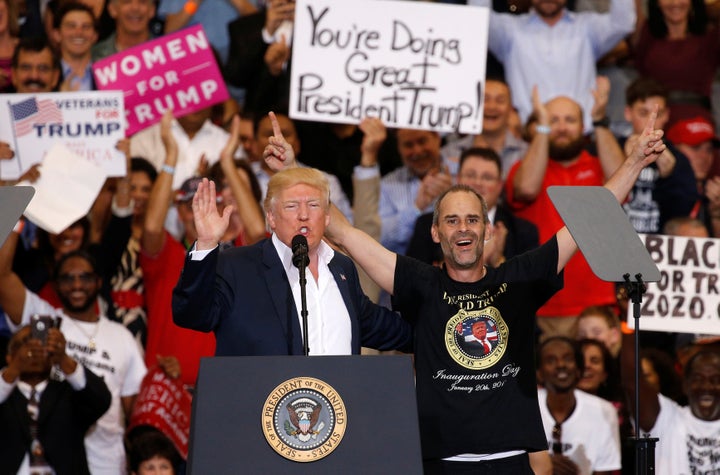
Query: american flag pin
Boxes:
[{"xmin": 340, "ymin": 274, "xmax": 346, "ymax": 281}]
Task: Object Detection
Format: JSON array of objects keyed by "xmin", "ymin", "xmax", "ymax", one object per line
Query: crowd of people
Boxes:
[{"xmin": 0, "ymin": 0, "xmax": 719, "ymax": 473}]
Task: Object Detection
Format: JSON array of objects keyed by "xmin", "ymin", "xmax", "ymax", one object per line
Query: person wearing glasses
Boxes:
[{"xmin": 0, "ymin": 245, "xmax": 147, "ymax": 475}]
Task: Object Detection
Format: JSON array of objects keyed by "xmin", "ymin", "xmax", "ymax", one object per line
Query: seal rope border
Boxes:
[
  {"xmin": 445, "ymin": 307, "xmax": 509, "ymax": 370},
  {"xmin": 261, "ymin": 376, "xmax": 347, "ymax": 462}
]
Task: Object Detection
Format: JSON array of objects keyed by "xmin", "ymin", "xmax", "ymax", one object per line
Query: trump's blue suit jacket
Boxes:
[{"xmin": 172, "ymin": 239, "xmax": 412, "ymax": 355}]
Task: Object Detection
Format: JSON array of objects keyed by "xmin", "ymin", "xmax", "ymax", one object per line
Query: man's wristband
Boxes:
[
  {"xmin": 12, "ymin": 219, "xmax": 24, "ymax": 234},
  {"xmin": 592, "ymin": 116, "xmax": 610, "ymax": 128},
  {"xmin": 536, "ymin": 124, "xmax": 551, "ymax": 135},
  {"xmin": 183, "ymin": 0, "xmax": 198, "ymax": 15},
  {"xmin": 161, "ymin": 164, "xmax": 176, "ymax": 175}
]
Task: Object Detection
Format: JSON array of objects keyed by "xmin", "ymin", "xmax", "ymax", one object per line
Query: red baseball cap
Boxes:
[{"xmin": 667, "ymin": 117, "xmax": 720, "ymax": 148}]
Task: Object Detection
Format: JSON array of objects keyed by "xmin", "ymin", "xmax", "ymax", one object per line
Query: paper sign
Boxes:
[
  {"xmin": 93, "ymin": 24, "xmax": 229, "ymax": 136},
  {"xmin": 628, "ymin": 233, "xmax": 720, "ymax": 335},
  {"xmin": 0, "ymin": 91, "xmax": 125, "ymax": 179},
  {"xmin": 289, "ymin": 0, "xmax": 489, "ymax": 134},
  {"xmin": 17, "ymin": 143, "xmax": 107, "ymax": 235},
  {"xmin": 129, "ymin": 367, "xmax": 192, "ymax": 459}
]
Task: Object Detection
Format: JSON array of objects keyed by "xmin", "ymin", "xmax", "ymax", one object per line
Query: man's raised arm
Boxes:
[
  {"xmin": 262, "ymin": 112, "xmax": 398, "ymax": 294},
  {"xmin": 555, "ymin": 106, "xmax": 666, "ymax": 273}
]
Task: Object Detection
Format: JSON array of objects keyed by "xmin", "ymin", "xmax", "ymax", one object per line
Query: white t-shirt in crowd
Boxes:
[
  {"xmin": 649, "ymin": 394, "xmax": 720, "ymax": 475},
  {"xmin": 538, "ymin": 388, "xmax": 621, "ymax": 474}
]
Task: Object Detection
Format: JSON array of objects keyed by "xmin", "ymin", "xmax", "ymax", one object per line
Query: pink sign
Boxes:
[{"xmin": 93, "ymin": 25, "xmax": 229, "ymax": 136}]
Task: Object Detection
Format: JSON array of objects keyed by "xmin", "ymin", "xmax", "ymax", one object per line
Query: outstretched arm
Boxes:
[
  {"xmin": 555, "ymin": 106, "xmax": 666, "ymax": 274},
  {"xmin": 592, "ymin": 76, "xmax": 625, "ymax": 180},
  {"xmin": 325, "ymin": 206, "xmax": 397, "ymax": 294},
  {"xmin": 219, "ymin": 116, "xmax": 266, "ymax": 244},
  {"xmin": 142, "ymin": 110, "xmax": 178, "ymax": 256},
  {"xmin": 512, "ymin": 86, "xmax": 551, "ymax": 202}
]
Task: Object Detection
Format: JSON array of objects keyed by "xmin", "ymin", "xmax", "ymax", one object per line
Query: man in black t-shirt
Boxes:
[{"xmin": 263, "ymin": 108, "xmax": 667, "ymax": 473}]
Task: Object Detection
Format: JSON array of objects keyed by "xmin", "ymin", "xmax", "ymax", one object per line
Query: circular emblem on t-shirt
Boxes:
[
  {"xmin": 261, "ymin": 377, "xmax": 347, "ymax": 462},
  {"xmin": 445, "ymin": 307, "xmax": 508, "ymax": 370}
]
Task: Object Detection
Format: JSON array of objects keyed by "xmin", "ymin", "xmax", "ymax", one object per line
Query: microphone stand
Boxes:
[
  {"xmin": 298, "ymin": 259, "xmax": 309, "ymax": 356},
  {"xmin": 624, "ymin": 273, "xmax": 658, "ymax": 475}
]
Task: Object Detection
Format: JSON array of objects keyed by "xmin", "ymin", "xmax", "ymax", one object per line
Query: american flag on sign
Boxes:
[{"xmin": 10, "ymin": 97, "xmax": 63, "ymax": 137}]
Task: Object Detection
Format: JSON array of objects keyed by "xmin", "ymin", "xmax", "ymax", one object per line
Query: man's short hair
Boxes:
[
  {"xmin": 11, "ymin": 36, "xmax": 61, "ymax": 71},
  {"xmin": 536, "ymin": 335, "xmax": 584, "ymax": 373},
  {"xmin": 625, "ymin": 77, "xmax": 668, "ymax": 106},
  {"xmin": 53, "ymin": 1, "xmax": 98, "ymax": 30},
  {"xmin": 53, "ymin": 249, "xmax": 99, "ymax": 281},
  {"xmin": 663, "ymin": 216, "xmax": 708, "ymax": 236},
  {"xmin": 683, "ymin": 348, "xmax": 720, "ymax": 381},
  {"xmin": 264, "ymin": 168, "xmax": 330, "ymax": 213},
  {"xmin": 459, "ymin": 147, "xmax": 503, "ymax": 176},
  {"xmin": 432, "ymin": 184, "xmax": 489, "ymax": 226},
  {"xmin": 577, "ymin": 305, "xmax": 619, "ymax": 329}
]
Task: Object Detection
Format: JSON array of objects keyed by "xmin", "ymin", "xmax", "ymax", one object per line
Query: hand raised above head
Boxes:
[
  {"xmin": 631, "ymin": 105, "xmax": 666, "ymax": 166},
  {"xmin": 159, "ymin": 109, "xmax": 178, "ymax": 155},
  {"xmin": 531, "ymin": 85, "xmax": 549, "ymax": 127},
  {"xmin": 221, "ymin": 115, "xmax": 241, "ymax": 164},
  {"xmin": 263, "ymin": 111, "xmax": 297, "ymax": 172},
  {"xmin": 359, "ymin": 117, "xmax": 387, "ymax": 158},
  {"xmin": 192, "ymin": 178, "xmax": 234, "ymax": 250},
  {"xmin": 590, "ymin": 75, "xmax": 611, "ymax": 121}
]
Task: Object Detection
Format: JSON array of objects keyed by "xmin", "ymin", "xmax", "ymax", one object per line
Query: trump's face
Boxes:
[
  {"xmin": 266, "ymin": 183, "xmax": 330, "ymax": 252},
  {"xmin": 472, "ymin": 321, "xmax": 487, "ymax": 340}
]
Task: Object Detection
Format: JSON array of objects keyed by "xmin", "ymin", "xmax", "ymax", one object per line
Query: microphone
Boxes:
[{"xmin": 291, "ymin": 234, "xmax": 309, "ymax": 268}]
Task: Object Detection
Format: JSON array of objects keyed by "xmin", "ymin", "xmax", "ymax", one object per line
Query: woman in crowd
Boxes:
[{"xmin": 634, "ymin": 0, "xmax": 720, "ymax": 126}]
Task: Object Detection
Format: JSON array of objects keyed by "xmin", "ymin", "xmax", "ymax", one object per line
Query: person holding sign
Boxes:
[
  {"xmin": 10, "ymin": 36, "xmax": 61, "ymax": 94},
  {"xmin": 91, "ymin": 0, "xmax": 157, "ymax": 61},
  {"xmin": 264, "ymin": 100, "xmax": 666, "ymax": 471},
  {"xmin": 0, "ymin": 37, "xmax": 60, "ymax": 186}
]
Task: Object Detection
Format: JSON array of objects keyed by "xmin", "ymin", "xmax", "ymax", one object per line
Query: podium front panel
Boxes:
[{"xmin": 188, "ymin": 355, "xmax": 422, "ymax": 474}]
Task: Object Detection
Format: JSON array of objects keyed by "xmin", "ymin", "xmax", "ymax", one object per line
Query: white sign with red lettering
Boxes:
[{"xmin": 0, "ymin": 91, "xmax": 125, "ymax": 179}]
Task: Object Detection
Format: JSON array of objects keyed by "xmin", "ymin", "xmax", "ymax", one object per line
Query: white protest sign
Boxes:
[
  {"xmin": 628, "ymin": 233, "xmax": 720, "ymax": 335},
  {"xmin": 18, "ymin": 142, "xmax": 107, "ymax": 235},
  {"xmin": 289, "ymin": 0, "xmax": 489, "ymax": 134},
  {"xmin": 0, "ymin": 91, "xmax": 125, "ymax": 180}
]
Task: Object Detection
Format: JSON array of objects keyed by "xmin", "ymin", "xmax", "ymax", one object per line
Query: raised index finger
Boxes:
[
  {"xmin": 269, "ymin": 111, "xmax": 284, "ymax": 140},
  {"xmin": 644, "ymin": 103, "xmax": 658, "ymax": 134}
]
